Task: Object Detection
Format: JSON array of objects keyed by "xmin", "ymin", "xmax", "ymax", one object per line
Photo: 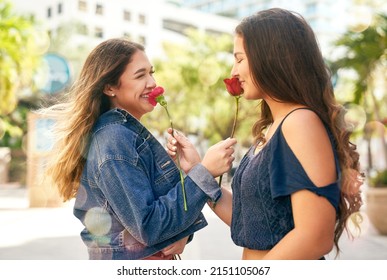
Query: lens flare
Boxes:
[
  {"xmin": 347, "ymin": 6, "xmax": 373, "ymax": 33},
  {"xmin": 198, "ymin": 58, "xmax": 221, "ymax": 86},
  {"xmin": 29, "ymin": 29, "xmax": 51, "ymax": 55},
  {"xmin": 343, "ymin": 103, "xmax": 367, "ymax": 132},
  {"xmin": 84, "ymin": 207, "xmax": 112, "ymax": 237}
]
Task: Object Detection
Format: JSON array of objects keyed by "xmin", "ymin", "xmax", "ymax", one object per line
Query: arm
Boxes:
[
  {"xmin": 262, "ymin": 190, "xmax": 336, "ymax": 259},
  {"xmin": 208, "ymin": 186, "xmax": 233, "ymax": 226},
  {"xmin": 161, "ymin": 236, "xmax": 189, "ymax": 256},
  {"xmin": 263, "ymin": 110, "xmax": 336, "ymax": 259}
]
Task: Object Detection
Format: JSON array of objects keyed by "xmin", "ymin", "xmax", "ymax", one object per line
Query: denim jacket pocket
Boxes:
[{"xmin": 153, "ymin": 160, "xmax": 180, "ymax": 196}]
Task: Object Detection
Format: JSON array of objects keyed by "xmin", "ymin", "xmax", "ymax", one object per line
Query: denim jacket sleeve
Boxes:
[
  {"xmin": 93, "ymin": 129, "xmax": 220, "ymax": 247},
  {"xmin": 188, "ymin": 163, "xmax": 222, "ymax": 202}
]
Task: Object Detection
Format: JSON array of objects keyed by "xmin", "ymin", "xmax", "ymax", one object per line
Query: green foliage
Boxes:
[
  {"xmin": 0, "ymin": 3, "xmax": 92, "ymax": 149},
  {"xmin": 0, "ymin": 99, "xmax": 39, "ymax": 148},
  {"xmin": 145, "ymin": 29, "xmax": 257, "ymax": 145},
  {"xmin": 0, "ymin": 0, "xmax": 42, "ymax": 115},
  {"xmin": 331, "ymin": 12, "xmax": 387, "ymax": 172},
  {"xmin": 331, "ymin": 13, "xmax": 387, "ymax": 106},
  {"xmin": 371, "ymin": 169, "xmax": 387, "ymax": 188},
  {"xmin": 0, "ymin": 0, "xmax": 44, "ymax": 150}
]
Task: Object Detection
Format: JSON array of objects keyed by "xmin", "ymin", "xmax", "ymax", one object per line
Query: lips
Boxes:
[{"xmin": 141, "ymin": 92, "xmax": 151, "ymax": 98}]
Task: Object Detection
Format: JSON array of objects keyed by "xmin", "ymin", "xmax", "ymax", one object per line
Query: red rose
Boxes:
[
  {"xmin": 218, "ymin": 77, "xmax": 243, "ymax": 189},
  {"xmin": 148, "ymin": 86, "xmax": 165, "ymax": 106},
  {"xmin": 223, "ymin": 77, "xmax": 243, "ymax": 96}
]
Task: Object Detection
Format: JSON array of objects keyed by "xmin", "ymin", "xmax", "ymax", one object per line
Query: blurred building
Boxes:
[
  {"xmin": 11, "ymin": 0, "xmax": 386, "ymax": 59},
  {"xmin": 180, "ymin": 0, "xmax": 386, "ymax": 57},
  {"xmin": 10, "ymin": 0, "xmax": 239, "ymax": 60}
]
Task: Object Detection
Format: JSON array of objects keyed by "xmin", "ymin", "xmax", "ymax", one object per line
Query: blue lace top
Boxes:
[{"xmin": 230, "ymin": 109, "xmax": 341, "ymax": 250}]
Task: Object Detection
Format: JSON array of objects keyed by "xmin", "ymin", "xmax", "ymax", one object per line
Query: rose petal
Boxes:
[
  {"xmin": 148, "ymin": 86, "xmax": 165, "ymax": 106},
  {"xmin": 223, "ymin": 77, "xmax": 243, "ymax": 96}
]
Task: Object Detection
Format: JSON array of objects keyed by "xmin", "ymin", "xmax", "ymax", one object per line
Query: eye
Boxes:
[
  {"xmin": 135, "ymin": 74, "xmax": 145, "ymax": 79},
  {"xmin": 234, "ymin": 56, "xmax": 243, "ymax": 64}
]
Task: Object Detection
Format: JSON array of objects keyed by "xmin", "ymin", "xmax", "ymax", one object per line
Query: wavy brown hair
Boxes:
[
  {"xmin": 39, "ymin": 38, "xmax": 144, "ymax": 201},
  {"xmin": 235, "ymin": 8, "xmax": 363, "ymax": 254}
]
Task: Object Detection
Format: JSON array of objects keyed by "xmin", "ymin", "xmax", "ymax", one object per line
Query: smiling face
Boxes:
[
  {"xmin": 104, "ymin": 50, "xmax": 156, "ymax": 120},
  {"xmin": 231, "ymin": 35, "xmax": 263, "ymax": 100}
]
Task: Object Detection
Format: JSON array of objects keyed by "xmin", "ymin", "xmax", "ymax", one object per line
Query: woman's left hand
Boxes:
[{"xmin": 161, "ymin": 236, "xmax": 189, "ymax": 256}]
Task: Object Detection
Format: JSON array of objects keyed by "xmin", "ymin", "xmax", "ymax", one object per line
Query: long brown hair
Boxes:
[
  {"xmin": 40, "ymin": 38, "xmax": 144, "ymax": 201},
  {"xmin": 235, "ymin": 8, "xmax": 363, "ymax": 253}
]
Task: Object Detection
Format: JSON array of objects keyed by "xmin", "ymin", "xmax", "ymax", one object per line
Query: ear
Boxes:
[{"xmin": 103, "ymin": 84, "xmax": 116, "ymax": 97}]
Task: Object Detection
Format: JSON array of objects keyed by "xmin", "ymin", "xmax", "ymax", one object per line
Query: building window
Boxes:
[
  {"xmin": 95, "ymin": 27, "xmax": 104, "ymax": 38},
  {"xmin": 96, "ymin": 4, "xmax": 103, "ymax": 15},
  {"xmin": 78, "ymin": 0, "xmax": 87, "ymax": 12},
  {"xmin": 58, "ymin": 3, "xmax": 63, "ymax": 14},
  {"xmin": 47, "ymin": 7, "xmax": 52, "ymax": 18},
  {"xmin": 138, "ymin": 14, "xmax": 146, "ymax": 25},
  {"xmin": 123, "ymin": 10, "xmax": 131, "ymax": 21},
  {"xmin": 163, "ymin": 19, "xmax": 195, "ymax": 36}
]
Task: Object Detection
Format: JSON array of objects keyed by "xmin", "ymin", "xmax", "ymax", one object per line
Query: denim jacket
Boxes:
[{"xmin": 74, "ymin": 108, "xmax": 221, "ymax": 259}]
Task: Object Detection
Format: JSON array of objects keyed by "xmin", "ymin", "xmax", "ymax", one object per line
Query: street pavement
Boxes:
[{"xmin": 1, "ymin": 184, "xmax": 387, "ymax": 260}]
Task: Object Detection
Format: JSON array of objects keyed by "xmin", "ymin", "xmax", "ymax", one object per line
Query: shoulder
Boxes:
[
  {"xmin": 281, "ymin": 109, "xmax": 327, "ymax": 144},
  {"xmin": 95, "ymin": 121, "xmax": 135, "ymax": 141},
  {"xmin": 281, "ymin": 109, "xmax": 336, "ymax": 187},
  {"xmin": 91, "ymin": 122, "xmax": 137, "ymax": 157}
]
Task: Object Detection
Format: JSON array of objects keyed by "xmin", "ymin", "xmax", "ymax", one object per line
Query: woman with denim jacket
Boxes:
[
  {"xmin": 40, "ymin": 38, "xmax": 237, "ymax": 260},
  {"xmin": 167, "ymin": 8, "xmax": 364, "ymax": 259}
]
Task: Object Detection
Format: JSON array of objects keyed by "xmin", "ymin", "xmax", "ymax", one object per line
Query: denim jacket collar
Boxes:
[{"xmin": 94, "ymin": 108, "xmax": 144, "ymax": 135}]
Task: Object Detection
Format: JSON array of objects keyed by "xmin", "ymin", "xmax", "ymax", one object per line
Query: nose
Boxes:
[
  {"xmin": 147, "ymin": 75, "xmax": 157, "ymax": 88},
  {"xmin": 230, "ymin": 64, "xmax": 238, "ymax": 78}
]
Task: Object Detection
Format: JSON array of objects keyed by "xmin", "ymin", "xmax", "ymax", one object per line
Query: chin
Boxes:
[
  {"xmin": 145, "ymin": 106, "xmax": 155, "ymax": 115},
  {"xmin": 244, "ymin": 93, "xmax": 261, "ymax": 100},
  {"xmin": 243, "ymin": 94, "xmax": 254, "ymax": 100}
]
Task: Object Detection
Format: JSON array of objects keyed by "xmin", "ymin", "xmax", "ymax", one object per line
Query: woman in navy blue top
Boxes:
[{"xmin": 168, "ymin": 8, "xmax": 364, "ymax": 259}]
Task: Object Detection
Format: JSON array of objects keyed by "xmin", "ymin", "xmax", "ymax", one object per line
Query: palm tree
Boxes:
[{"xmin": 331, "ymin": 13, "xmax": 387, "ymax": 174}]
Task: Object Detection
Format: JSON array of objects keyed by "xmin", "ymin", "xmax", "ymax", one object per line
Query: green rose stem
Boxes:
[
  {"xmin": 150, "ymin": 87, "xmax": 187, "ymax": 211},
  {"xmin": 167, "ymin": 109, "xmax": 188, "ymax": 212},
  {"xmin": 158, "ymin": 99, "xmax": 188, "ymax": 212},
  {"xmin": 218, "ymin": 95, "xmax": 240, "ymax": 187}
]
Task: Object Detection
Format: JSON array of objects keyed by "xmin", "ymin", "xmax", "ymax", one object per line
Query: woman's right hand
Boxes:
[
  {"xmin": 167, "ymin": 128, "xmax": 237, "ymax": 177},
  {"xmin": 201, "ymin": 137, "xmax": 237, "ymax": 177}
]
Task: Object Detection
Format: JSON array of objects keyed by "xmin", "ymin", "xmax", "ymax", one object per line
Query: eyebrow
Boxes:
[
  {"xmin": 134, "ymin": 68, "xmax": 146, "ymax": 75},
  {"xmin": 233, "ymin": 52, "xmax": 244, "ymax": 58},
  {"xmin": 134, "ymin": 66, "xmax": 154, "ymax": 75}
]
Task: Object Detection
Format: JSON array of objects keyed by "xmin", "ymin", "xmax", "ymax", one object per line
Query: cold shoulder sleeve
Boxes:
[{"xmin": 268, "ymin": 128, "xmax": 341, "ymax": 210}]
